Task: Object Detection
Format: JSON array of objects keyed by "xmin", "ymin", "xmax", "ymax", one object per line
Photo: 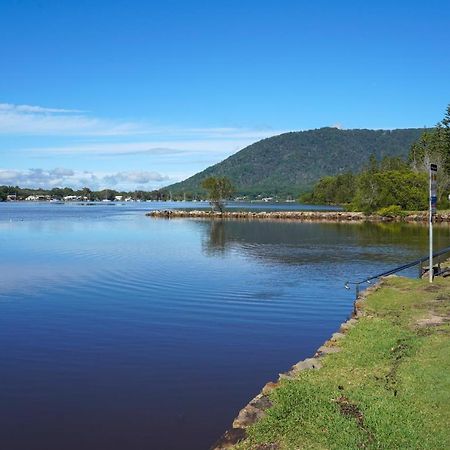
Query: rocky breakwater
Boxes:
[
  {"xmin": 146, "ymin": 210, "xmax": 368, "ymax": 222},
  {"xmin": 146, "ymin": 209, "xmax": 450, "ymax": 222}
]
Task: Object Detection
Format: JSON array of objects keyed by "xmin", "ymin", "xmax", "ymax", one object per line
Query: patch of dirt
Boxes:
[
  {"xmin": 335, "ymin": 396, "xmax": 365, "ymax": 426},
  {"xmin": 384, "ymin": 339, "xmax": 410, "ymax": 395},
  {"xmin": 423, "ymin": 285, "xmax": 441, "ymax": 292},
  {"xmin": 416, "ymin": 327, "xmax": 433, "ymax": 337},
  {"xmin": 334, "ymin": 396, "xmax": 374, "ymax": 448},
  {"xmin": 416, "ymin": 314, "xmax": 446, "ymax": 327},
  {"xmin": 397, "ymin": 287, "xmax": 414, "ymax": 292}
]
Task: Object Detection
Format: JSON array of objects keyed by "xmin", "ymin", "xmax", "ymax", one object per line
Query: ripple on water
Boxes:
[{"xmin": 1, "ymin": 203, "xmax": 445, "ymax": 450}]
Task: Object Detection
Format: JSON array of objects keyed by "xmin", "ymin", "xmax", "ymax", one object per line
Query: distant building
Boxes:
[
  {"xmin": 114, "ymin": 195, "xmax": 123, "ymax": 201},
  {"xmin": 25, "ymin": 195, "xmax": 49, "ymax": 201},
  {"xmin": 6, "ymin": 194, "xmax": 17, "ymax": 201},
  {"xmin": 63, "ymin": 195, "xmax": 80, "ymax": 201}
]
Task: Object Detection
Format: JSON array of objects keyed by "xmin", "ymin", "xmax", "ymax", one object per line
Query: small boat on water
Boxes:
[{"xmin": 49, "ymin": 199, "xmax": 64, "ymax": 204}]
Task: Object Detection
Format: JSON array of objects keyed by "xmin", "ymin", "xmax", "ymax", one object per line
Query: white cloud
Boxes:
[
  {"xmin": 0, "ymin": 102, "xmax": 288, "ymax": 189},
  {"xmin": 0, "ymin": 102, "xmax": 286, "ymax": 140},
  {"xmin": 0, "ymin": 103, "xmax": 84, "ymax": 114},
  {"xmin": 23, "ymin": 138, "xmax": 264, "ymax": 157},
  {"xmin": 0, "ymin": 168, "xmax": 170, "ymax": 190},
  {"xmin": 103, "ymin": 171, "xmax": 169, "ymax": 186},
  {"xmin": 0, "ymin": 102, "xmax": 147, "ymax": 136},
  {"xmin": 50, "ymin": 167, "xmax": 75, "ymax": 177}
]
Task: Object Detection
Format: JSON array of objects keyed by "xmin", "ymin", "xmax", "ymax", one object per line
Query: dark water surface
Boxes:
[{"xmin": 0, "ymin": 202, "xmax": 448, "ymax": 450}]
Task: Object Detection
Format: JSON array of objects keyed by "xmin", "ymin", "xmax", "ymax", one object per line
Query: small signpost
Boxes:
[{"xmin": 429, "ymin": 163, "xmax": 438, "ymax": 282}]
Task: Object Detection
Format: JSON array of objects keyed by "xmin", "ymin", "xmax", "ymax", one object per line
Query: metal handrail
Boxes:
[{"xmin": 345, "ymin": 245, "xmax": 450, "ymax": 301}]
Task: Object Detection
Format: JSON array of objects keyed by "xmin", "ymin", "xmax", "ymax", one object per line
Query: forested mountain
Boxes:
[{"xmin": 165, "ymin": 127, "xmax": 425, "ymax": 197}]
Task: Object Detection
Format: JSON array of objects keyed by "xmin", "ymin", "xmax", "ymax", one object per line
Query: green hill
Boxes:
[{"xmin": 165, "ymin": 127, "xmax": 425, "ymax": 198}]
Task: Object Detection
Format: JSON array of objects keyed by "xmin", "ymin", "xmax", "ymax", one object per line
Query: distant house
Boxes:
[
  {"xmin": 63, "ymin": 195, "xmax": 81, "ymax": 201},
  {"xmin": 25, "ymin": 195, "xmax": 49, "ymax": 201},
  {"xmin": 6, "ymin": 194, "xmax": 17, "ymax": 201},
  {"xmin": 114, "ymin": 195, "xmax": 123, "ymax": 201}
]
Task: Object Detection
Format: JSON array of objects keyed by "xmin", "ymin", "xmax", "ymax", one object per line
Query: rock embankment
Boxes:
[
  {"xmin": 210, "ymin": 283, "xmax": 380, "ymax": 450},
  {"xmin": 146, "ymin": 210, "xmax": 450, "ymax": 222}
]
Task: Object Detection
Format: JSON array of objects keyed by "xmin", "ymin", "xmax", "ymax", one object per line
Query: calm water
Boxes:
[{"xmin": 0, "ymin": 202, "xmax": 448, "ymax": 450}]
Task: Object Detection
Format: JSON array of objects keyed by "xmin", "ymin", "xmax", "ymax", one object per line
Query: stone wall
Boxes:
[{"xmin": 146, "ymin": 210, "xmax": 450, "ymax": 223}]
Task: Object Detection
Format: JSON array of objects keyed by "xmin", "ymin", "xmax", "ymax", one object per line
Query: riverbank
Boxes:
[
  {"xmin": 212, "ymin": 276, "xmax": 450, "ymax": 449},
  {"xmin": 146, "ymin": 210, "xmax": 450, "ymax": 222}
]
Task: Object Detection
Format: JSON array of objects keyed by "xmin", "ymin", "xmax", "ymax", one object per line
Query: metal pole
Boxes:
[
  {"xmin": 429, "ymin": 165, "xmax": 433, "ymax": 283},
  {"xmin": 429, "ymin": 163, "xmax": 438, "ymax": 282},
  {"xmin": 429, "ymin": 214, "xmax": 433, "ymax": 282}
]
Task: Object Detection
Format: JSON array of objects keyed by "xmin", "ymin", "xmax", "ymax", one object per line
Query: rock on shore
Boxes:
[{"xmin": 146, "ymin": 209, "xmax": 450, "ymax": 222}]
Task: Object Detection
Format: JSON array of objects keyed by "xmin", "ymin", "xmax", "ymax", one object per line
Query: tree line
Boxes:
[
  {"xmin": 301, "ymin": 104, "xmax": 450, "ymax": 213},
  {"xmin": 0, "ymin": 186, "xmax": 186, "ymax": 202}
]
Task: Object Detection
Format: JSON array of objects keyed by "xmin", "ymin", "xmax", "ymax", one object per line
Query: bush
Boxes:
[{"xmin": 376, "ymin": 205, "xmax": 406, "ymax": 217}]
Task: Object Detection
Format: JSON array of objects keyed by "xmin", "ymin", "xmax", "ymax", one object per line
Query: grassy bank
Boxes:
[{"xmin": 234, "ymin": 277, "xmax": 450, "ymax": 450}]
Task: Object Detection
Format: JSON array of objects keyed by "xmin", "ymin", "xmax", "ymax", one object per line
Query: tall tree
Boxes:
[
  {"xmin": 409, "ymin": 103, "xmax": 450, "ymax": 202},
  {"xmin": 201, "ymin": 177, "xmax": 234, "ymax": 212}
]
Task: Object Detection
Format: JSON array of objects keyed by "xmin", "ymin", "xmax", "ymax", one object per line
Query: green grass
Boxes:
[{"xmin": 235, "ymin": 277, "xmax": 450, "ymax": 450}]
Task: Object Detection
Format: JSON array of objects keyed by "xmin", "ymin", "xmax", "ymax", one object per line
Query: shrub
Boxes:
[{"xmin": 376, "ymin": 205, "xmax": 406, "ymax": 217}]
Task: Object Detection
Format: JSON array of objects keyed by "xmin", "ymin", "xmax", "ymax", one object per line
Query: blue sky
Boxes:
[{"xmin": 1, "ymin": 0, "xmax": 449, "ymax": 190}]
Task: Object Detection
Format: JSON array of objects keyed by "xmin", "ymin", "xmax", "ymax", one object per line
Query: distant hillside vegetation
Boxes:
[{"xmin": 165, "ymin": 127, "xmax": 425, "ymax": 197}]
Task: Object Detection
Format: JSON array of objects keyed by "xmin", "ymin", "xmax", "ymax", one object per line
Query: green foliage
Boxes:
[
  {"xmin": 301, "ymin": 173, "xmax": 355, "ymax": 204},
  {"xmin": 353, "ymin": 169, "xmax": 427, "ymax": 213},
  {"xmin": 0, "ymin": 185, "xmax": 21, "ymax": 201},
  {"xmin": 409, "ymin": 103, "xmax": 450, "ymax": 202},
  {"xmin": 201, "ymin": 176, "xmax": 234, "ymax": 212},
  {"xmin": 306, "ymin": 156, "xmax": 428, "ymax": 213},
  {"xmin": 376, "ymin": 205, "xmax": 405, "ymax": 217},
  {"xmin": 347, "ymin": 100, "xmax": 450, "ymax": 214},
  {"xmin": 166, "ymin": 127, "xmax": 424, "ymax": 198}
]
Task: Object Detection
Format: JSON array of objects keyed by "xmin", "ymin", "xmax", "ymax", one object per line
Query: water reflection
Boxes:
[
  {"xmin": 201, "ymin": 219, "xmax": 450, "ymax": 268},
  {"xmin": 1, "ymin": 204, "xmax": 449, "ymax": 450},
  {"xmin": 202, "ymin": 220, "xmax": 227, "ymax": 255}
]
